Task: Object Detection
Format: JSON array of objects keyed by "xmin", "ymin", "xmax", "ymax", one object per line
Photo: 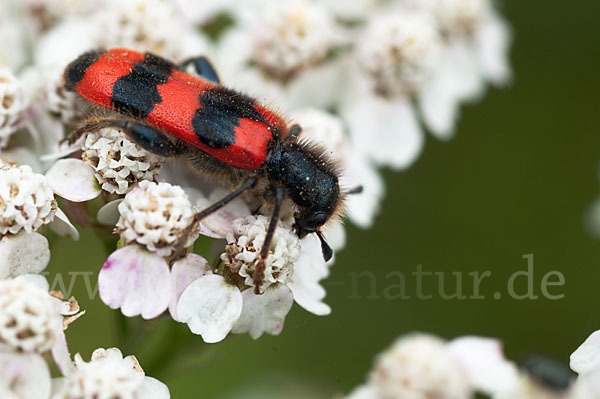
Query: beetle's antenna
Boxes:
[
  {"xmin": 346, "ymin": 185, "xmax": 363, "ymax": 195},
  {"xmin": 254, "ymin": 186, "xmax": 285, "ymax": 294},
  {"xmin": 316, "ymin": 230, "xmax": 333, "ymax": 262}
]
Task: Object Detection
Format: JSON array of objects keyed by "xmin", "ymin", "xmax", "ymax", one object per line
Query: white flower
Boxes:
[
  {"xmin": 340, "ymin": 9, "xmax": 441, "ymax": 170},
  {"xmin": 217, "ymin": 1, "xmax": 347, "ymax": 112},
  {"xmin": 415, "ymin": 0, "xmax": 512, "ymax": 138},
  {"xmin": 94, "ymin": 0, "xmax": 206, "ymax": 59},
  {"xmin": 98, "ymin": 246, "xmax": 211, "ymax": 320},
  {"xmin": 116, "ymin": 181, "xmax": 199, "ymax": 258},
  {"xmin": 245, "ymin": 0, "xmax": 342, "ymax": 82},
  {"xmin": 0, "ymin": 161, "xmax": 78, "ymax": 243},
  {"xmin": 222, "ymin": 215, "xmax": 299, "ymax": 294},
  {"xmin": 53, "ymin": 347, "xmax": 170, "ymax": 399},
  {"xmin": 356, "ymin": 11, "xmax": 442, "ymax": 97},
  {"xmin": 420, "ymin": 0, "xmax": 492, "ymax": 38},
  {"xmin": 0, "ymin": 277, "xmax": 63, "ymax": 353},
  {"xmin": 369, "ymin": 334, "xmax": 471, "ymax": 399},
  {"xmin": 25, "ymin": 64, "xmax": 84, "ymax": 126},
  {"xmin": 0, "ymin": 66, "xmax": 29, "ymax": 149},
  {"xmin": 0, "ymin": 163, "xmax": 56, "ymax": 236},
  {"xmin": 570, "ymin": 330, "xmax": 600, "ymax": 399},
  {"xmin": 82, "ymin": 128, "xmax": 163, "ymax": 195},
  {"xmin": 346, "ymin": 333, "xmax": 519, "ymax": 399},
  {"xmin": 289, "ymin": 108, "xmax": 384, "ymax": 228},
  {"xmin": 0, "ymin": 351, "xmax": 52, "ymax": 399}
]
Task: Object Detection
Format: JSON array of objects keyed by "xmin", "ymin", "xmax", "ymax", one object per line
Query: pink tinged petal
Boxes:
[
  {"xmin": 48, "ymin": 208, "xmax": 79, "ymax": 240},
  {"xmin": 345, "ymin": 384, "xmax": 380, "ymax": 399},
  {"xmin": 98, "ymin": 245, "xmax": 171, "ymax": 319},
  {"xmin": 51, "ymin": 329, "xmax": 75, "ymax": 376},
  {"xmin": 169, "ymin": 254, "xmax": 212, "ymax": 322},
  {"xmin": 0, "ymin": 352, "xmax": 51, "ymax": 399},
  {"xmin": 345, "ymin": 92, "xmax": 423, "ymax": 170},
  {"xmin": 96, "ymin": 199, "xmax": 123, "ymax": 226},
  {"xmin": 448, "ymin": 336, "xmax": 519, "ymax": 395},
  {"xmin": 45, "ymin": 159, "xmax": 101, "ymax": 202},
  {"xmin": 476, "ymin": 14, "xmax": 513, "ymax": 86},
  {"xmin": 0, "ymin": 232, "xmax": 50, "ymax": 279},
  {"xmin": 232, "ymin": 284, "xmax": 294, "ymax": 339},
  {"xmin": 571, "ymin": 330, "xmax": 600, "ymax": 375},
  {"xmin": 289, "ymin": 235, "xmax": 331, "ymax": 316},
  {"xmin": 137, "ymin": 377, "xmax": 171, "ymax": 399},
  {"xmin": 177, "ymin": 275, "xmax": 243, "ymax": 343}
]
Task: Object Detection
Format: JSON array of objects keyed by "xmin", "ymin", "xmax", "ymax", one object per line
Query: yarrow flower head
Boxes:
[
  {"xmin": 369, "ymin": 334, "xmax": 471, "ymax": 399},
  {"xmin": 0, "ymin": 66, "xmax": 28, "ymax": 149},
  {"xmin": 0, "ymin": 278, "xmax": 63, "ymax": 354},
  {"xmin": 222, "ymin": 215, "xmax": 299, "ymax": 294},
  {"xmin": 82, "ymin": 128, "xmax": 163, "ymax": 195},
  {"xmin": 116, "ymin": 180, "xmax": 199, "ymax": 258},
  {"xmin": 53, "ymin": 347, "xmax": 170, "ymax": 399},
  {"xmin": 357, "ymin": 10, "xmax": 442, "ymax": 97},
  {"xmin": 0, "ymin": 162, "xmax": 56, "ymax": 236},
  {"xmin": 421, "ymin": 0, "xmax": 493, "ymax": 38},
  {"xmin": 346, "ymin": 333, "xmax": 519, "ymax": 399},
  {"xmin": 248, "ymin": 0, "xmax": 341, "ymax": 82}
]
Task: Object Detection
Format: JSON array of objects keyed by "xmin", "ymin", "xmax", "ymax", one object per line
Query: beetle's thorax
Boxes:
[{"xmin": 265, "ymin": 141, "xmax": 340, "ymax": 236}]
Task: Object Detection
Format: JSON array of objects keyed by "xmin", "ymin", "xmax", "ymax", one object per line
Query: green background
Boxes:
[{"xmin": 47, "ymin": 1, "xmax": 600, "ymax": 397}]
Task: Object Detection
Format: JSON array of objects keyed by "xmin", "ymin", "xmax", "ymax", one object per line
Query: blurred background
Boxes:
[{"xmin": 46, "ymin": 1, "xmax": 600, "ymax": 397}]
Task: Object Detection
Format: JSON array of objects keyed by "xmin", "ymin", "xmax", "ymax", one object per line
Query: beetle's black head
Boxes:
[{"xmin": 266, "ymin": 141, "xmax": 341, "ymax": 261}]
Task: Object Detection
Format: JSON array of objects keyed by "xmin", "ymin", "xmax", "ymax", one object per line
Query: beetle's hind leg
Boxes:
[
  {"xmin": 64, "ymin": 118, "xmax": 187, "ymax": 157},
  {"xmin": 252, "ymin": 186, "xmax": 285, "ymax": 294},
  {"xmin": 179, "ymin": 56, "xmax": 220, "ymax": 84},
  {"xmin": 171, "ymin": 176, "xmax": 258, "ymax": 260}
]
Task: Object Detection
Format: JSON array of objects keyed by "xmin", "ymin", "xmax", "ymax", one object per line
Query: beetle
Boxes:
[{"xmin": 63, "ymin": 48, "xmax": 359, "ymax": 293}]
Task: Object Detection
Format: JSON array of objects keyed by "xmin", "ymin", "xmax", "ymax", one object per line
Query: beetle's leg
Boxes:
[
  {"xmin": 64, "ymin": 119, "xmax": 186, "ymax": 157},
  {"xmin": 171, "ymin": 176, "xmax": 257, "ymax": 260},
  {"xmin": 179, "ymin": 56, "xmax": 220, "ymax": 84},
  {"xmin": 252, "ymin": 186, "xmax": 284, "ymax": 294}
]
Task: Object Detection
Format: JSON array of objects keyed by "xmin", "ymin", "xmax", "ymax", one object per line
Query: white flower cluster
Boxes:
[
  {"xmin": 248, "ymin": 1, "xmax": 341, "ymax": 81},
  {"xmin": 0, "ymin": 278, "xmax": 63, "ymax": 353},
  {"xmin": 346, "ymin": 332, "xmax": 600, "ymax": 399},
  {"xmin": 222, "ymin": 215, "xmax": 299, "ymax": 293},
  {"xmin": 53, "ymin": 348, "xmax": 169, "ymax": 399},
  {"xmin": 115, "ymin": 180, "xmax": 199, "ymax": 257},
  {"xmin": 1, "ymin": 0, "xmax": 512, "ymax": 365},
  {"xmin": 0, "ymin": 163, "xmax": 56, "ymax": 235},
  {"xmin": 0, "ymin": 66, "xmax": 28, "ymax": 148},
  {"xmin": 82, "ymin": 128, "xmax": 163, "ymax": 195},
  {"xmin": 0, "ymin": 275, "xmax": 170, "ymax": 399}
]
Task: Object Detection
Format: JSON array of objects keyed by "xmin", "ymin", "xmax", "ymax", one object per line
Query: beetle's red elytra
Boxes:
[
  {"xmin": 64, "ymin": 48, "xmax": 358, "ymax": 293},
  {"xmin": 67, "ymin": 48, "xmax": 287, "ymax": 170}
]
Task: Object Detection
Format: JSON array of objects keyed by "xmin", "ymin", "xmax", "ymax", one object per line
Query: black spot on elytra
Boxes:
[
  {"xmin": 64, "ymin": 49, "xmax": 105, "ymax": 91},
  {"xmin": 192, "ymin": 87, "xmax": 267, "ymax": 148},
  {"xmin": 112, "ymin": 52, "xmax": 175, "ymax": 118}
]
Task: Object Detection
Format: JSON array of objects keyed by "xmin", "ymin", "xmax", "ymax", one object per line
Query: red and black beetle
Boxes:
[{"xmin": 64, "ymin": 48, "xmax": 357, "ymax": 292}]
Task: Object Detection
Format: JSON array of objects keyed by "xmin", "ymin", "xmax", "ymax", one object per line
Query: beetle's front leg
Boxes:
[{"xmin": 64, "ymin": 118, "xmax": 186, "ymax": 157}]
